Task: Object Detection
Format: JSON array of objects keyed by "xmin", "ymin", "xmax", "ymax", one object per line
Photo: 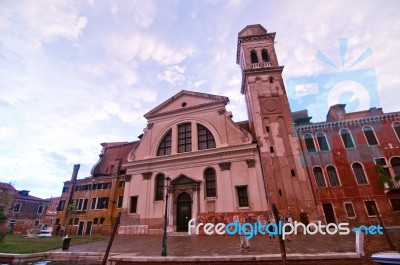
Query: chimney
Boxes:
[{"xmin": 71, "ymin": 164, "xmax": 80, "ymax": 181}]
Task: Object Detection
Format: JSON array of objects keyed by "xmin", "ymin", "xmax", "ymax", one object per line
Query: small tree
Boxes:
[{"xmin": 376, "ymin": 164, "xmax": 393, "ymax": 188}]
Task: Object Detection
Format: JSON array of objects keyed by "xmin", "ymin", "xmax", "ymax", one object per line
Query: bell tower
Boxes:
[{"xmin": 237, "ymin": 25, "xmax": 316, "ymax": 219}]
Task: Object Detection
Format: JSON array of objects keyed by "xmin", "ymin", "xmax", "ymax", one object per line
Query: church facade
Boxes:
[{"xmin": 118, "ymin": 24, "xmax": 316, "ymax": 234}]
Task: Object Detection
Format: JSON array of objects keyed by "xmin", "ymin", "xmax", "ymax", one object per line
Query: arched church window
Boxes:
[
  {"xmin": 198, "ymin": 124, "xmax": 216, "ymax": 150},
  {"xmin": 261, "ymin": 49, "xmax": 270, "ymax": 62},
  {"xmin": 250, "ymin": 50, "xmax": 258, "ymax": 64},
  {"xmin": 157, "ymin": 130, "xmax": 172, "ymax": 156}
]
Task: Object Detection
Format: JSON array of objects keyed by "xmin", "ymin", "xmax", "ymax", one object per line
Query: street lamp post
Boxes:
[{"xmin": 161, "ymin": 176, "xmax": 171, "ymax": 256}]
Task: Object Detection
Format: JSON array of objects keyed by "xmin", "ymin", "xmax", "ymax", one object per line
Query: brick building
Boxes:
[
  {"xmin": 40, "ymin": 196, "xmax": 60, "ymax": 229},
  {"xmin": 5, "ymin": 188, "xmax": 49, "ymax": 234},
  {"xmin": 296, "ymin": 104, "xmax": 400, "ymax": 226},
  {"xmin": 56, "ymin": 142, "xmax": 137, "ymax": 235}
]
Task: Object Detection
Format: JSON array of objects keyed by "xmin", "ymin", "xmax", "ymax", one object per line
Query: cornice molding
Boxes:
[
  {"xmin": 124, "ymin": 145, "xmax": 257, "ymax": 170},
  {"xmin": 296, "ymin": 113, "xmax": 400, "ymax": 132}
]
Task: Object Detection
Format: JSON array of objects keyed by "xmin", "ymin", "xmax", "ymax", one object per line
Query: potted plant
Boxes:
[{"xmin": 376, "ymin": 164, "xmax": 394, "ymax": 188}]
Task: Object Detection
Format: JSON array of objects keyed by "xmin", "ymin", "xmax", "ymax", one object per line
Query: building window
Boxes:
[
  {"xmin": 82, "ymin": 184, "xmax": 91, "ymax": 191},
  {"xmin": 117, "ymin": 196, "xmax": 123, "ymax": 208},
  {"xmin": 198, "ymin": 124, "xmax": 216, "ymax": 150},
  {"xmin": 76, "ymin": 198, "xmax": 88, "ymax": 211},
  {"xmin": 97, "ymin": 197, "xmax": 109, "ymax": 209},
  {"xmin": 344, "ymin": 203, "xmax": 356, "ymax": 218},
  {"xmin": 13, "ymin": 203, "xmax": 22, "ymax": 213},
  {"xmin": 68, "ymin": 218, "xmax": 73, "ymax": 225},
  {"xmin": 157, "ymin": 130, "xmax": 172, "ymax": 156},
  {"xmin": 340, "ymin": 129, "xmax": 355, "ymax": 148},
  {"xmin": 313, "ymin": 167, "xmax": 326, "ymax": 188},
  {"xmin": 74, "ymin": 218, "xmax": 79, "ymax": 225},
  {"xmin": 74, "ymin": 186, "xmax": 82, "ymax": 191},
  {"xmin": 100, "ymin": 217, "xmax": 105, "ymax": 224},
  {"xmin": 390, "ymin": 199, "xmax": 400, "ymax": 212},
  {"xmin": 155, "ymin": 174, "xmax": 165, "ymax": 201},
  {"xmin": 91, "ymin": 198, "xmax": 96, "ymax": 209},
  {"xmin": 236, "ymin": 186, "xmax": 249, "ymax": 207},
  {"xmin": 390, "ymin": 157, "xmax": 400, "ymax": 177},
  {"xmin": 261, "ymin": 49, "xmax": 270, "ymax": 62},
  {"xmin": 365, "ymin": 201, "xmax": 378, "ymax": 216},
  {"xmin": 352, "ymin": 163, "xmax": 368, "ymax": 184},
  {"xmin": 363, "ymin": 126, "xmax": 378, "ymax": 146},
  {"xmin": 119, "ymin": 180, "xmax": 125, "ymax": 188},
  {"xmin": 37, "ymin": 205, "xmax": 44, "ymax": 214},
  {"xmin": 57, "ymin": 200, "xmax": 65, "ymax": 211},
  {"xmin": 393, "ymin": 122, "xmax": 400, "ymax": 140},
  {"xmin": 326, "ymin": 165, "xmax": 340, "ymax": 187},
  {"xmin": 250, "ymin": 50, "xmax": 258, "ymax": 64},
  {"xmin": 130, "ymin": 196, "xmax": 138, "ymax": 213},
  {"xmin": 178, "ymin": 123, "xmax": 192, "ymax": 153},
  {"xmin": 93, "ymin": 218, "xmax": 98, "ymax": 225},
  {"xmin": 375, "ymin": 158, "xmax": 391, "ymax": 177},
  {"xmin": 316, "ymin": 132, "xmax": 330, "ymax": 151},
  {"xmin": 62, "ymin": 186, "xmax": 69, "ymax": 193},
  {"xmin": 204, "ymin": 168, "xmax": 217, "ymax": 197},
  {"xmin": 304, "ymin": 134, "xmax": 316, "ymax": 153}
]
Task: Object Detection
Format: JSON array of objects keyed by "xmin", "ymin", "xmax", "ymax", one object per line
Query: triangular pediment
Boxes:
[
  {"xmin": 170, "ymin": 174, "xmax": 201, "ymax": 186},
  {"xmin": 144, "ymin": 90, "xmax": 229, "ymax": 119}
]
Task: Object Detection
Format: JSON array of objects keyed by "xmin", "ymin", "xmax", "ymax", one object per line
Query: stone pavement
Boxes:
[{"xmin": 61, "ymin": 233, "xmax": 355, "ymax": 256}]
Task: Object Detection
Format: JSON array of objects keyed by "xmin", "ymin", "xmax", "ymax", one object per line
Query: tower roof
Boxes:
[{"xmin": 236, "ymin": 24, "xmax": 276, "ymax": 64}]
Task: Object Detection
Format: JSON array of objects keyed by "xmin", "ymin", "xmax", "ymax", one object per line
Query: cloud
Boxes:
[
  {"xmin": 194, "ymin": 80, "xmax": 206, "ymax": 88},
  {"xmin": 0, "ymin": 1, "xmax": 87, "ymax": 51},
  {"xmin": 110, "ymin": 33, "xmax": 195, "ymax": 65},
  {"xmin": 158, "ymin": 65, "xmax": 186, "ymax": 85}
]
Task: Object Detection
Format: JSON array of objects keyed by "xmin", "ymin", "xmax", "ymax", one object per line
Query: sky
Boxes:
[{"xmin": 0, "ymin": 0, "xmax": 399, "ymax": 199}]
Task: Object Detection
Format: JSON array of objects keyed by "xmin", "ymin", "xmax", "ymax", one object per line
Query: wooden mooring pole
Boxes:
[
  {"xmin": 102, "ymin": 212, "xmax": 121, "ymax": 265},
  {"xmin": 272, "ymin": 203, "xmax": 287, "ymax": 265}
]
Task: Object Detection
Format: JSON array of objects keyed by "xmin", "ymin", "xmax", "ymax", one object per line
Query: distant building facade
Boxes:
[
  {"xmin": 55, "ymin": 142, "xmax": 136, "ymax": 235},
  {"xmin": 10, "ymin": 190, "xmax": 49, "ymax": 234},
  {"xmin": 296, "ymin": 104, "xmax": 400, "ymax": 226},
  {"xmin": 40, "ymin": 196, "xmax": 60, "ymax": 229},
  {"xmin": 53, "ymin": 24, "xmax": 399, "ymax": 236}
]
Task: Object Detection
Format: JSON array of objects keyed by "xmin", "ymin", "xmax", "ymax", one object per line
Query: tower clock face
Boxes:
[{"xmin": 262, "ymin": 99, "xmax": 278, "ymax": 113}]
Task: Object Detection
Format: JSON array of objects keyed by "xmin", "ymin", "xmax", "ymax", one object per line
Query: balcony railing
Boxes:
[
  {"xmin": 251, "ymin": 62, "xmax": 272, "ymax": 69},
  {"xmin": 383, "ymin": 180, "xmax": 400, "ymax": 194}
]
